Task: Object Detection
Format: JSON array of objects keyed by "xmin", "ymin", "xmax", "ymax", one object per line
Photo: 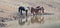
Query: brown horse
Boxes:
[
  {"xmin": 36, "ymin": 6, "xmax": 44, "ymax": 14},
  {"xmin": 27, "ymin": 6, "xmax": 45, "ymax": 15},
  {"xmin": 30, "ymin": 7, "xmax": 41, "ymax": 15}
]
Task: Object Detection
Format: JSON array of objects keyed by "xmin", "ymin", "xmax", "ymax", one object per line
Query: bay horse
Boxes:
[
  {"xmin": 36, "ymin": 6, "xmax": 44, "ymax": 14},
  {"xmin": 27, "ymin": 6, "xmax": 44, "ymax": 15},
  {"xmin": 31, "ymin": 7, "xmax": 40, "ymax": 15}
]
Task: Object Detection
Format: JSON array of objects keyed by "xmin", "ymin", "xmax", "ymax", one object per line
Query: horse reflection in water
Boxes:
[
  {"xmin": 31, "ymin": 16, "xmax": 44, "ymax": 24},
  {"xmin": 19, "ymin": 15, "xmax": 44, "ymax": 25},
  {"xmin": 19, "ymin": 19, "xmax": 25, "ymax": 25},
  {"xmin": 18, "ymin": 15, "xmax": 27, "ymax": 25}
]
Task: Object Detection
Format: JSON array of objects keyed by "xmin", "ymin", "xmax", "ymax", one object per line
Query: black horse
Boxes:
[{"xmin": 18, "ymin": 6, "xmax": 28, "ymax": 16}]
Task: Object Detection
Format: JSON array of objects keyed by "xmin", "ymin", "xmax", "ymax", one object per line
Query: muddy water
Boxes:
[{"xmin": 2, "ymin": 13, "xmax": 60, "ymax": 28}]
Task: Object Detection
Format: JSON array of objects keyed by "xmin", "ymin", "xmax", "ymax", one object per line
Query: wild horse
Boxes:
[
  {"xmin": 27, "ymin": 6, "xmax": 44, "ymax": 15},
  {"xmin": 18, "ymin": 6, "xmax": 28, "ymax": 16}
]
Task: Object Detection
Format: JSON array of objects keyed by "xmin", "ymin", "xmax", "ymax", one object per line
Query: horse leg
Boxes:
[
  {"xmin": 42, "ymin": 10, "xmax": 44, "ymax": 14},
  {"xmin": 31, "ymin": 11, "xmax": 34, "ymax": 15},
  {"xmin": 18, "ymin": 9, "xmax": 20, "ymax": 12},
  {"xmin": 33, "ymin": 12, "xmax": 35, "ymax": 15},
  {"xmin": 21, "ymin": 10, "xmax": 23, "ymax": 15},
  {"xmin": 34, "ymin": 11, "xmax": 37, "ymax": 15},
  {"xmin": 39, "ymin": 10, "xmax": 41, "ymax": 14},
  {"xmin": 26, "ymin": 10, "xmax": 28, "ymax": 16}
]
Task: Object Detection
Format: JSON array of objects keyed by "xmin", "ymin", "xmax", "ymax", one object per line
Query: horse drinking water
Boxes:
[{"xmin": 18, "ymin": 6, "xmax": 28, "ymax": 16}]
